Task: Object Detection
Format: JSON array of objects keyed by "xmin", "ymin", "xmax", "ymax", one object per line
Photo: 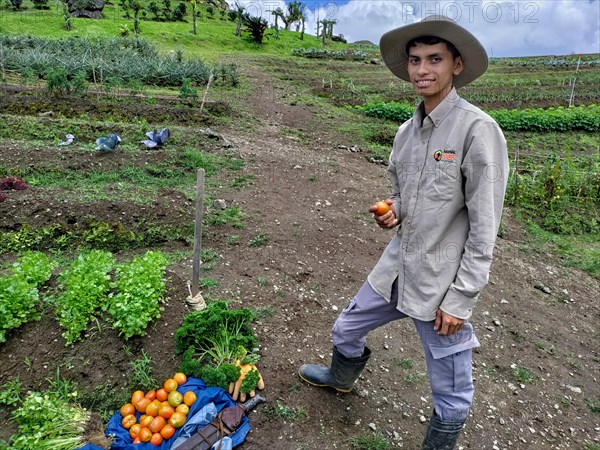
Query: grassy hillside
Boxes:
[{"xmin": 0, "ymin": 0, "xmax": 351, "ymax": 59}]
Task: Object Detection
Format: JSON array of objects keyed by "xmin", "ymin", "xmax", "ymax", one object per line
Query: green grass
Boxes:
[
  {"xmin": 0, "ymin": 0, "xmax": 348, "ymax": 61},
  {"xmin": 523, "ymin": 221, "xmax": 600, "ymax": 277}
]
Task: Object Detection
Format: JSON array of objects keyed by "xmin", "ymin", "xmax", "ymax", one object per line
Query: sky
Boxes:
[{"xmin": 237, "ymin": 0, "xmax": 600, "ymax": 57}]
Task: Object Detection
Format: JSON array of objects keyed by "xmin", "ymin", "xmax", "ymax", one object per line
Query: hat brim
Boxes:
[{"xmin": 379, "ymin": 16, "xmax": 488, "ymax": 88}]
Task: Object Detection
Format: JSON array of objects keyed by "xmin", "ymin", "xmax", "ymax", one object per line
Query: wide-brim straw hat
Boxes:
[{"xmin": 379, "ymin": 15, "xmax": 488, "ymax": 88}]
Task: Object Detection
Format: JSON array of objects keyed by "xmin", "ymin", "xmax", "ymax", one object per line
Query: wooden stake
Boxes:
[
  {"xmin": 191, "ymin": 168, "xmax": 205, "ymax": 296},
  {"xmin": 200, "ymin": 73, "xmax": 214, "ymax": 113}
]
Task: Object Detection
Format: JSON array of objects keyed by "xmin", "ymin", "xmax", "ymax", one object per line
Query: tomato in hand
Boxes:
[{"xmin": 372, "ymin": 201, "xmax": 391, "ymax": 216}]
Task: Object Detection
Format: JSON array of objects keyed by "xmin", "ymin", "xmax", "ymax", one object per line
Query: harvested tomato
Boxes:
[
  {"xmin": 131, "ymin": 390, "xmax": 145, "ymax": 405},
  {"xmin": 122, "ymin": 414, "xmax": 137, "ymax": 430},
  {"xmin": 173, "ymin": 372, "xmax": 187, "ymax": 386},
  {"xmin": 146, "ymin": 399, "xmax": 161, "ymax": 417},
  {"xmin": 160, "ymin": 423, "xmax": 176, "ymax": 439},
  {"xmin": 132, "ymin": 437, "xmax": 141, "ymax": 444},
  {"xmin": 168, "ymin": 390, "xmax": 183, "ymax": 408},
  {"xmin": 139, "ymin": 427, "xmax": 153, "ymax": 442},
  {"xmin": 149, "ymin": 416, "xmax": 166, "ymax": 434},
  {"xmin": 135, "ymin": 397, "xmax": 151, "ymax": 414},
  {"xmin": 120, "ymin": 403, "xmax": 135, "ymax": 418},
  {"xmin": 139, "ymin": 414, "xmax": 154, "ymax": 428},
  {"xmin": 156, "ymin": 388, "xmax": 168, "ymax": 402},
  {"xmin": 164, "ymin": 378, "xmax": 178, "ymax": 393},
  {"xmin": 176, "ymin": 404, "xmax": 189, "ymax": 415},
  {"xmin": 129, "ymin": 423, "xmax": 142, "ymax": 439},
  {"xmin": 150, "ymin": 432, "xmax": 163, "ymax": 446},
  {"xmin": 145, "ymin": 389, "xmax": 157, "ymax": 401},
  {"xmin": 158, "ymin": 404, "xmax": 175, "ymax": 419},
  {"xmin": 372, "ymin": 201, "xmax": 391, "ymax": 216},
  {"xmin": 183, "ymin": 391, "xmax": 196, "ymax": 407},
  {"xmin": 169, "ymin": 411, "xmax": 186, "ymax": 429}
]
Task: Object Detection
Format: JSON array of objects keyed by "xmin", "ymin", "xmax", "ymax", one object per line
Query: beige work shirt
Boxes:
[{"xmin": 367, "ymin": 88, "xmax": 509, "ymax": 321}]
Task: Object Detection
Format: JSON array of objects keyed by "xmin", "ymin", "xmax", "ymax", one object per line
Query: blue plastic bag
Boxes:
[{"xmin": 79, "ymin": 378, "xmax": 250, "ymax": 450}]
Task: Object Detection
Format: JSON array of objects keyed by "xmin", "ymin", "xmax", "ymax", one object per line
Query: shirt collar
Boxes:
[{"xmin": 413, "ymin": 87, "xmax": 460, "ymax": 128}]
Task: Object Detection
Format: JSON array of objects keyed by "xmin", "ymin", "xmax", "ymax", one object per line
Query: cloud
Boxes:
[{"xmin": 237, "ymin": 0, "xmax": 600, "ymax": 57}]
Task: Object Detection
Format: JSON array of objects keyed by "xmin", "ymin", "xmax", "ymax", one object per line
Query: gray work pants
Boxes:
[{"xmin": 332, "ymin": 280, "xmax": 479, "ymax": 421}]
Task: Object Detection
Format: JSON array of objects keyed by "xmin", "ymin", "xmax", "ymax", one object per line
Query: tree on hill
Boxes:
[
  {"xmin": 242, "ymin": 13, "xmax": 268, "ymax": 43},
  {"xmin": 285, "ymin": 0, "xmax": 304, "ymax": 31},
  {"xmin": 190, "ymin": 0, "xmax": 199, "ymax": 34},
  {"xmin": 270, "ymin": 7, "xmax": 284, "ymax": 39},
  {"xmin": 234, "ymin": 2, "xmax": 245, "ymax": 36}
]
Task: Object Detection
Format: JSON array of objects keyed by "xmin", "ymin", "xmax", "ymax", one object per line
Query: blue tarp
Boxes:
[{"xmin": 78, "ymin": 378, "xmax": 250, "ymax": 450}]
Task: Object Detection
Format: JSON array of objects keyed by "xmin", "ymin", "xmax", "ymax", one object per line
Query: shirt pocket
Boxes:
[{"xmin": 423, "ymin": 162, "xmax": 462, "ymax": 202}]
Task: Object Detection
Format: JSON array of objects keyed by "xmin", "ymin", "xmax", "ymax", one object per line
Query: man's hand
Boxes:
[
  {"xmin": 369, "ymin": 199, "xmax": 398, "ymax": 229},
  {"xmin": 434, "ymin": 308, "xmax": 464, "ymax": 336}
]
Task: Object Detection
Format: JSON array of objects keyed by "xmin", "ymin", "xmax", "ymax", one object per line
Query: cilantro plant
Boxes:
[
  {"xmin": 7, "ymin": 391, "xmax": 89, "ymax": 450},
  {"xmin": 0, "ymin": 252, "xmax": 53, "ymax": 343},
  {"xmin": 52, "ymin": 250, "xmax": 114, "ymax": 345},
  {"xmin": 104, "ymin": 250, "xmax": 168, "ymax": 339}
]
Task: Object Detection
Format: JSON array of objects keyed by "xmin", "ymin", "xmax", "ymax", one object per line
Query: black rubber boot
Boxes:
[
  {"xmin": 298, "ymin": 347, "xmax": 371, "ymax": 393},
  {"xmin": 422, "ymin": 411, "xmax": 466, "ymax": 450}
]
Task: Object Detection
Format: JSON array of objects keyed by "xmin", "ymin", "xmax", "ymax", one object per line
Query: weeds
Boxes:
[
  {"xmin": 129, "ymin": 350, "xmax": 157, "ymax": 392},
  {"xmin": 403, "ymin": 372, "xmax": 427, "ymax": 385},
  {"xmin": 0, "ymin": 378, "xmax": 22, "ymax": 406},
  {"xmin": 395, "ymin": 357, "xmax": 414, "ymax": 369},
  {"xmin": 249, "ymin": 233, "xmax": 269, "ymax": 248},
  {"xmin": 348, "ymin": 431, "xmax": 392, "ymax": 450},
  {"xmin": 586, "ymin": 397, "xmax": 600, "ymax": 414},
  {"xmin": 265, "ymin": 401, "xmax": 306, "ymax": 421},
  {"xmin": 511, "ymin": 365, "xmax": 535, "ymax": 384},
  {"xmin": 77, "ymin": 383, "xmax": 130, "ymax": 422},
  {"xmin": 46, "ymin": 368, "xmax": 78, "ymax": 402}
]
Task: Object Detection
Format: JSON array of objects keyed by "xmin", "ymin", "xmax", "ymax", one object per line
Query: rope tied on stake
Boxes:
[{"xmin": 186, "ymin": 280, "xmax": 206, "ymax": 310}]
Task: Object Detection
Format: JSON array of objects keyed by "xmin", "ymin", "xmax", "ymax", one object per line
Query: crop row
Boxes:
[
  {"xmin": 0, "ymin": 250, "xmax": 168, "ymax": 345},
  {"xmin": 356, "ymin": 102, "xmax": 600, "ymax": 132},
  {"xmin": 291, "ymin": 48, "xmax": 369, "ymax": 61},
  {"xmin": 0, "ymin": 35, "xmax": 239, "ymax": 87}
]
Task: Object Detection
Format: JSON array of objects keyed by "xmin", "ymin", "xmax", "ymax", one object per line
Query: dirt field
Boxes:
[{"xmin": 0, "ymin": 59, "xmax": 599, "ymax": 450}]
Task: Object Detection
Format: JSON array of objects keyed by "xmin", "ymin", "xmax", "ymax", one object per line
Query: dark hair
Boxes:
[{"xmin": 406, "ymin": 36, "xmax": 461, "ymax": 59}]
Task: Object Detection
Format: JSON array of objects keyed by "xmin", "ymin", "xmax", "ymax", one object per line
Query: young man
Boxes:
[{"xmin": 299, "ymin": 15, "xmax": 509, "ymax": 450}]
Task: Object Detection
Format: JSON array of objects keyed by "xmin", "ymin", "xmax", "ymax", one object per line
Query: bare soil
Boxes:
[{"xmin": 0, "ymin": 60, "xmax": 599, "ymax": 450}]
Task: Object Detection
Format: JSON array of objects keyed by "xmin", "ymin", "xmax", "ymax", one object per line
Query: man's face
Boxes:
[{"xmin": 406, "ymin": 42, "xmax": 464, "ymax": 107}]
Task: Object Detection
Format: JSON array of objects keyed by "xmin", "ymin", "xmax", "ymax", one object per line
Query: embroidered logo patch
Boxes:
[{"xmin": 433, "ymin": 149, "xmax": 456, "ymax": 162}]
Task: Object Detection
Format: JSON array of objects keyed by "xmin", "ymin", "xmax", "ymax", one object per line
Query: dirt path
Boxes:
[{"xmin": 201, "ymin": 60, "xmax": 600, "ymax": 449}]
